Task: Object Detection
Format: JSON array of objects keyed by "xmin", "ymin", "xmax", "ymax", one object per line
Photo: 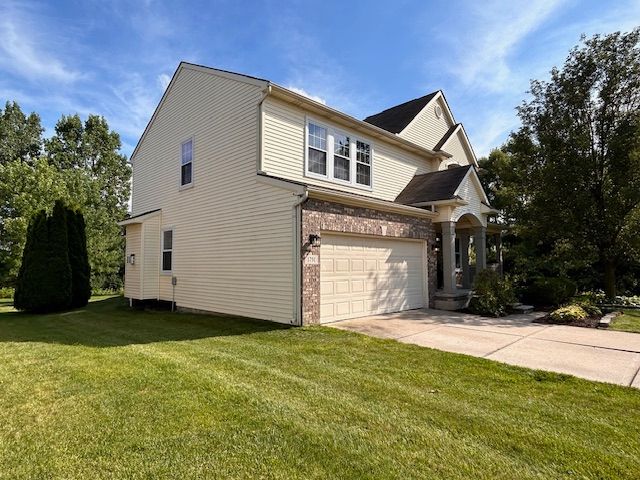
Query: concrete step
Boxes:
[{"xmin": 511, "ymin": 304, "xmax": 534, "ymax": 314}]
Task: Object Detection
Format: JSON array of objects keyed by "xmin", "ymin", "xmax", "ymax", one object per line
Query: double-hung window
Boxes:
[
  {"xmin": 306, "ymin": 120, "xmax": 372, "ymax": 188},
  {"xmin": 333, "ymin": 132, "xmax": 350, "ymax": 181},
  {"xmin": 181, "ymin": 139, "xmax": 193, "ymax": 187},
  {"xmin": 162, "ymin": 229, "xmax": 173, "ymax": 273},
  {"xmin": 356, "ymin": 140, "xmax": 371, "ymax": 186},
  {"xmin": 307, "ymin": 123, "xmax": 327, "ymax": 175}
]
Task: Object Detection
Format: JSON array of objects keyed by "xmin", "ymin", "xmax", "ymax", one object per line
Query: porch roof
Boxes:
[{"xmin": 395, "ymin": 166, "xmax": 472, "ymax": 205}]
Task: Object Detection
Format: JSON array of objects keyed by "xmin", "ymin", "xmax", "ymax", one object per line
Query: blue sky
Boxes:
[{"xmin": 1, "ymin": 0, "xmax": 639, "ymax": 158}]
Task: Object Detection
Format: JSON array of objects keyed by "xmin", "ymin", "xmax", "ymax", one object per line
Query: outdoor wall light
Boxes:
[{"xmin": 309, "ymin": 234, "xmax": 321, "ymax": 247}]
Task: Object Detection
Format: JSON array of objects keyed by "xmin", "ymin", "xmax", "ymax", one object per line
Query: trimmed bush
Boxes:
[
  {"xmin": 0, "ymin": 286, "xmax": 14, "ymax": 299},
  {"xmin": 14, "ymin": 210, "xmax": 55, "ymax": 312},
  {"xmin": 468, "ymin": 270, "xmax": 517, "ymax": 317},
  {"xmin": 549, "ymin": 305, "xmax": 588, "ymax": 324},
  {"xmin": 13, "ymin": 201, "xmax": 91, "ymax": 313},
  {"xmin": 67, "ymin": 209, "xmax": 91, "ymax": 307},
  {"xmin": 45, "ymin": 200, "xmax": 72, "ymax": 311},
  {"xmin": 523, "ymin": 277, "xmax": 577, "ymax": 307}
]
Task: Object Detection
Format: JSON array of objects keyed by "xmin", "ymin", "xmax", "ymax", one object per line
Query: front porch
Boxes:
[{"xmin": 434, "ymin": 213, "xmax": 503, "ymax": 310}]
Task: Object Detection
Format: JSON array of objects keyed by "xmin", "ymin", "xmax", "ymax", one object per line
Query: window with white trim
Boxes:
[
  {"xmin": 307, "ymin": 123, "xmax": 327, "ymax": 175},
  {"xmin": 181, "ymin": 139, "xmax": 193, "ymax": 187},
  {"xmin": 333, "ymin": 132, "xmax": 350, "ymax": 181},
  {"xmin": 356, "ymin": 140, "xmax": 371, "ymax": 186},
  {"xmin": 306, "ymin": 119, "xmax": 373, "ymax": 188},
  {"xmin": 162, "ymin": 229, "xmax": 173, "ymax": 272}
]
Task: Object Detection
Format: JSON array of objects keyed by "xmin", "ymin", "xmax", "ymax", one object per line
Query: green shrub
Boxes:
[
  {"xmin": 523, "ymin": 277, "xmax": 577, "ymax": 307},
  {"xmin": 14, "ymin": 210, "xmax": 52, "ymax": 312},
  {"xmin": 468, "ymin": 270, "xmax": 517, "ymax": 317},
  {"xmin": 14, "ymin": 201, "xmax": 90, "ymax": 313},
  {"xmin": 45, "ymin": 200, "xmax": 72, "ymax": 311},
  {"xmin": 574, "ymin": 301, "xmax": 602, "ymax": 317},
  {"xmin": 67, "ymin": 209, "xmax": 91, "ymax": 308},
  {"xmin": 549, "ymin": 305, "xmax": 588, "ymax": 324},
  {"xmin": 0, "ymin": 286, "xmax": 14, "ymax": 299}
]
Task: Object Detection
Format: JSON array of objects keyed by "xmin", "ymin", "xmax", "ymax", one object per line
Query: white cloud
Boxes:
[
  {"xmin": 157, "ymin": 73, "xmax": 171, "ymax": 91},
  {"xmin": 0, "ymin": 2, "xmax": 81, "ymax": 83},
  {"xmin": 444, "ymin": 0, "xmax": 568, "ymax": 92},
  {"xmin": 286, "ymin": 86, "xmax": 326, "ymax": 105}
]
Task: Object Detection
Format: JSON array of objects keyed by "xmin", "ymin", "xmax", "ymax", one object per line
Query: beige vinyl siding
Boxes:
[
  {"xmin": 131, "ymin": 66, "xmax": 297, "ymax": 323},
  {"xmin": 399, "ymin": 97, "xmax": 453, "ymax": 150},
  {"xmin": 452, "ymin": 175, "xmax": 487, "ymax": 226},
  {"xmin": 262, "ymin": 97, "xmax": 436, "ymax": 202},
  {"xmin": 124, "ymin": 224, "xmax": 142, "ymax": 299},
  {"xmin": 440, "ymin": 130, "xmax": 475, "ymax": 169},
  {"xmin": 142, "ymin": 216, "xmax": 160, "ymax": 299}
]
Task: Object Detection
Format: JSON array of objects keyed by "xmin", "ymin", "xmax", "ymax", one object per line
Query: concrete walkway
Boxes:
[{"xmin": 329, "ymin": 309, "xmax": 640, "ymax": 388}]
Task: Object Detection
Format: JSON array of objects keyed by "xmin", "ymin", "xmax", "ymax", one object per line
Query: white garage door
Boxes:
[{"xmin": 320, "ymin": 234, "xmax": 426, "ymax": 323}]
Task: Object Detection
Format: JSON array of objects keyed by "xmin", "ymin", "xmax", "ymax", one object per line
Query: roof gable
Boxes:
[
  {"xmin": 130, "ymin": 62, "xmax": 268, "ymax": 161},
  {"xmin": 363, "ymin": 92, "xmax": 439, "ymax": 133},
  {"xmin": 439, "ymin": 125, "xmax": 478, "ymax": 166}
]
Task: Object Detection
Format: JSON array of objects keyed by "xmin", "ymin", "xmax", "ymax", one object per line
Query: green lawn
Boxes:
[
  {"xmin": 610, "ymin": 309, "xmax": 640, "ymax": 333},
  {"xmin": 0, "ymin": 297, "xmax": 638, "ymax": 479}
]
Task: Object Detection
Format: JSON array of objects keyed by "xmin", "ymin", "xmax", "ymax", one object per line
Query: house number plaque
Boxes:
[{"xmin": 305, "ymin": 254, "xmax": 319, "ymax": 265}]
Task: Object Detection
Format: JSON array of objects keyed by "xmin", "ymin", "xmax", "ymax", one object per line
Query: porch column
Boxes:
[
  {"xmin": 441, "ymin": 221, "xmax": 457, "ymax": 293},
  {"xmin": 495, "ymin": 233, "xmax": 503, "ymax": 274},
  {"xmin": 474, "ymin": 226, "xmax": 487, "ymax": 274},
  {"xmin": 459, "ymin": 233, "xmax": 471, "ymax": 289}
]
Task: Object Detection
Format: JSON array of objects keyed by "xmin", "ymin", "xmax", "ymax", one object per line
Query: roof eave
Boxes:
[
  {"xmin": 268, "ymin": 84, "xmax": 447, "ymax": 161},
  {"xmin": 118, "ymin": 208, "xmax": 161, "ymax": 226},
  {"xmin": 306, "ymin": 185, "xmax": 437, "ymax": 219}
]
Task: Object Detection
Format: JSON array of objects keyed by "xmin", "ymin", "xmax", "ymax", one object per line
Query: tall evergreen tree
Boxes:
[
  {"xmin": 67, "ymin": 208, "xmax": 91, "ymax": 307},
  {"xmin": 45, "ymin": 200, "xmax": 72, "ymax": 311},
  {"xmin": 13, "ymin": 210, "xmax": 50, "ymax": 312}
]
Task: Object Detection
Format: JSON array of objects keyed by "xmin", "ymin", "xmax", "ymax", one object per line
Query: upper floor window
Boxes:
[
  {"xmin": 333, "ymin": 132, "xmax": 350, "ymax": 181},
  {"xmin": 162, "ymin": 229, "xmax": 173, "ymax": 272},
  {"xmin": 356, "ymin": 140, "xmax": 371, "ymax": 186},
  {"xmin": 306, "ymin": 119, "xmax": 372, "ymax": 189},
  {"xmin": 181, "ymin": 139, "xmax": 193, "ymax": 187},
  {"xmin": 307, "ymin": 123, "xmax": 327, "ymax": 175}
]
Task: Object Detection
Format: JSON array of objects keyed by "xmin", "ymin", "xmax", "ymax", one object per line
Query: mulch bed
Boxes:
[{"xmin": 533, "ymin": 315, "xmax": 601, "ymax": 328}]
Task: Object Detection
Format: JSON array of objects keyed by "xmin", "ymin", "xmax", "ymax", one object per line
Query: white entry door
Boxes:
[{"xmin": 320, "ymin": 234, "xmax": 426, "ymax": 323}]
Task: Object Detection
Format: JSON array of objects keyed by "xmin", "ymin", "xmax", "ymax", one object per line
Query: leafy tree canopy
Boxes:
[
  {"xmin": 480, "ymin": 29, "xmax": 640, "ymax": 297},
  {"xmin": 0, "ymin": 107, "xmax": 130, "ymax": 291}
]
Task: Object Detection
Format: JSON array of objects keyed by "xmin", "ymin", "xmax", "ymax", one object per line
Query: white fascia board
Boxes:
[{"xmin": 118, "ymin": 209, "xmax": 161, "ymax": 226}]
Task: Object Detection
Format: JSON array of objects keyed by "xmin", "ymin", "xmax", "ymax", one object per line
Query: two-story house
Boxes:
[{"xmin": 119, "ymin": 62, "xmax": 501, "ymax": 325}]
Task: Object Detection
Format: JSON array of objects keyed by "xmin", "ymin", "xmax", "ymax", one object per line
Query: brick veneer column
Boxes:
[{"xmin": 300, "ymin": 199, "xmax": 437, "ymax": 325}]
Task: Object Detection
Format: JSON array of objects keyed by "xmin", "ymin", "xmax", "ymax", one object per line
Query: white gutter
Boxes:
[
  {"xmin": 306, "ymin": 185, "xmax": 437, "ymax": 219},
  {"xmin": 409, "ymin": 198, "xmax": 469, "ymax": 208}
]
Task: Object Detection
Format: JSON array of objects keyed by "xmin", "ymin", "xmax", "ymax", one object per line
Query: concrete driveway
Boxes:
[{"xmin": 329, "ymin": 309, "xmax": 640, "ymax": 388}]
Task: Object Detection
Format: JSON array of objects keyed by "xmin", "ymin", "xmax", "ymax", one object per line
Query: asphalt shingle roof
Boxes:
[
  {"xmin": 394, "ymin": 165, "xmax": 472, "ymax": 205},
  {"xmin": 363, "ymin": 92, "xmax": 438, "ymax": 134}
]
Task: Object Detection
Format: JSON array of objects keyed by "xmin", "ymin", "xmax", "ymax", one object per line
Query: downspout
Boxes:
[
  {"xmin": 293, "ymin": 189, "xmax": 308, "ymax": 326},
  {"xmin": 256, "ymin": 84, "xmax": 272, "ymax": 173}
]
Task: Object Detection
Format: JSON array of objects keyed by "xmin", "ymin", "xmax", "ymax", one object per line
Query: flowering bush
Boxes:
[{"xmin": 549, "ymin": 305, "xmax": 588, "ymax": 324}]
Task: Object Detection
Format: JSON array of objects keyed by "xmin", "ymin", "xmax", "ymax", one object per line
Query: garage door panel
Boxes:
[{"xmin": 320, "ymin": 234, "xmax": 426, "ymax": 323}]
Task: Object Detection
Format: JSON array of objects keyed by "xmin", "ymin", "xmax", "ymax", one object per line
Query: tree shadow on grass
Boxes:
[{"xmin": 0, "ymin": 296, "xmax": 292, "ymax": 347}]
